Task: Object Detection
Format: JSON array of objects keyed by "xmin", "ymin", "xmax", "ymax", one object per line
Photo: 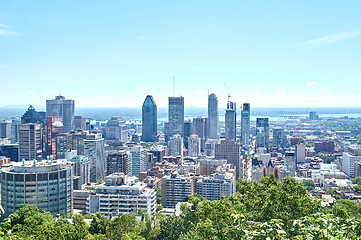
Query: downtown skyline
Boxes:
[{"xmin": 1, "ymin": 1, "xmax": 361, "ymax": 108}]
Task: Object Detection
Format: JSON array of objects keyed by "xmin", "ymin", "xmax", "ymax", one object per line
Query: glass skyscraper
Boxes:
[
  {"xmin": 141, "ymin": 95, "xmax": 157, "ymax": 142},
  {"xmin": 46, "ymin": 95, "xmax": 75, "ymax": 133}
]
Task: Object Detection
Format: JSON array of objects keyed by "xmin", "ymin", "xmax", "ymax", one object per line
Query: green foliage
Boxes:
[
  {"xmin": 155, "ymin": 187, "xmax": 162, "ymax": 204},
  {"xmin": 302, "ymin": 179, "xmax": 316, "ymax": 190},
  {"xmin": 4, "ymin": 177, "xmax": 361, "ymax": 239}
]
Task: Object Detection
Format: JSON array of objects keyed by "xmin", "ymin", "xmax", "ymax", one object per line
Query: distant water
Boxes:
[{"xmin": 2, "ymin": 107, "xmax": 361, "ymax": 122}]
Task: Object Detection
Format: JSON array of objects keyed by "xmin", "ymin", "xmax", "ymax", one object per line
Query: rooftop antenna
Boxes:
[{"xmin": 173, "ymin": 76, "xmax": 175, "ymax": 97}]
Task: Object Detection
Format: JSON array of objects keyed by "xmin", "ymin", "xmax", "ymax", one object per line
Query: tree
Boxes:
[
  {"xmin": 106, "ymin": 214, "xmax": 139, "ymax": 240},
  {"xmin": 89, "ymin": 212, "xmax": 110, "ymax": 235},
  {"xmin": 302, "ymin": 179, "xmax": 316, "ymax": 190}
]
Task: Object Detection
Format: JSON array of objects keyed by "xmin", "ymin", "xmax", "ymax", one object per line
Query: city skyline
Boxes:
[{"xmin": 1, "ymin": 1, "xmax": 361, "ymax": 108}]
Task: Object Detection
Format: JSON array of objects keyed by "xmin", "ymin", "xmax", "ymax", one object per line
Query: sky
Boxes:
[{"xmin": 1, "ymin": 1, "xmax": 361, "ymax": 108}]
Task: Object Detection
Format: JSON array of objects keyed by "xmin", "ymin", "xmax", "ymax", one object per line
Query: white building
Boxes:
[
  {"xmin": 86, "ymin": 173, "xmax": 156, "ymax": 218},
  {"xmin": 168, "ymin": 134, "xmax": 184, "ymax": 157},
  {"xmin": 188, "ymin": 134, "xmax": 201, "ymax": 157},
  {"xmin": 84, "ymin": 133, "xmax": 105, "ymax": 182},
  {"xmin": 343, "ymin": 152, "xmax": 361, "ymax": 177},
  {"xmin": 296, "ymin": 143, "xmax": 306, "ymax": 164}
]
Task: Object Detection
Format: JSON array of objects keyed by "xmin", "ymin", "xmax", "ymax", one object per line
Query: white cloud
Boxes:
[
  {"xmin": 28, "ymin": 90, "xmax": 36, "ymax": 95},
  {"xmin": 139, "ymin": 36, "xmax": 144, "ymax": 40},
  {"xmin": 0, "ymin": 29, "xmax": 20, "ymax": 36},
  {"xmin": 300, "ymin": 31, "xmax": 361, "ymax": 49},
  {"xmin": 274, "ymin": 88, "xmax": 281, "ymax": 91},
  {"xmin": 307, "ymin": 82, "xmax": 316, "ymax": 86},
  {"xmin": 42, "ymin": 89, "xmax": 56, "ymax": 94},
  {"xmin": 139, "ymin": 87, "xmax": 151, "ymax": 91}
]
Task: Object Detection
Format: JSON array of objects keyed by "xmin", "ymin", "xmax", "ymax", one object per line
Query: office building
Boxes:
[
  {"xmin": 46, "ymin": 117, "xmax": 64, "ymax": 158},
  {"xmin": 284, "ymin": 151, "xmax": 296, "ymax": 177},
  {"xmin": 273, "ymin": 127, "xmax": 287, "ymax": 149},
  {"xmin": 87, "ymin": 173, "xmax": 156, "ymax": 218},
  {"xmin": 161, "ymin": 172, "xmax": 195, "ymax": 208},
  {"xmin": 183, "ymin": 121, "xmax": 192, "ymax": 149},
  {"xmin": 70, "ymin": 156, "xmax": 90, "ymax": 189},
  {"xmin": 18, "ymin": 123, "xmax": 42, "ymax": 161},
  {"xmin": 0, "ymin": 121, "xmax": 11, "ymax": 139},
  {"xmin": 165, "ymin": 97, "xmax": 184, "ymax": 141},
  {"xmin": 256, "ymin": 118, "xmax": 269, "ymax": 149},
  {"xmin": 104, "ymin": 117, "xmax": 128, "ymax": 142},
  {"xmin": 208, "ymin": 93, "xmax": 219, "ymax": 140},
  {"xmin": 1, "ymin": 159, "xmax": 72, "ymax": 218},
  {"xmin": 315, "ymin": 142, "xmax": 335, "ymax": 153},
  {"xmin": 84, "ymin": 133, "xmax": 105, "ymax": 182},
  {"xmin": 142, "ymin": 95, "xmax": 157, "ymax": 142},
  {"xmin": 0, "ymin": 144, "xmax": 19, "ymax": 162},
  {"xmin": 296, "ymin": 143, "xmax": 306, "ymax": 164},
  {"xmin": 309, "ymin": 111, "xmax": 319, "ymax": 120},
  {"xmin": 128, "ymin": 146, "xmax": 146, "ymax": 177},
  {"xmin": 21, "ymin": 105, "xmax": 44, "ymax": 124},
  {"xmin": 106, "ymin": 150, "xmax": 128, "ymax": 175},
  {"xmin": 46, "ymin": 94, "xmax": 75, "ymax": 132},
  {"xmin": 225, "ymin": 101, "xmax": 236, "ymax": 141},
  {"xmin": 241, "ymin": 103, "xmax": 250, "ymax": 148},
  {"xmin": 11, "ymin": 119, "xmax": 20, "ymax": 144},
  {"xmin": 168, "ymin": 134, "xmax": 184, "ymax": 157},
  {"xmin": 56, "ymin": 131, "xmax": 87, "ymax": 159},
  {"xmin": 215, "ymin": 140, "xmax": 241, "ymax": 179},
  {"xmin": 188, "ymin": 134, "xmax": 201, "ymax": 157},
  {"xmin": 74, "ymin": 116, "xmax": 86, "ymax": 131}
]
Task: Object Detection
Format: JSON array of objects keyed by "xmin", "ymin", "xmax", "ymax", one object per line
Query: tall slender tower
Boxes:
[
  {"xmin": 46, "ymin": 94, "xmax": 75, "ymax": 133},
  {"xmin": 142, "ymin": 95, "xmax": 157, "ymax": 142},
  {"xmin": 166, "ymin": 97, "xmax": 184, "ymax": 141},
  {"xmin": 256, "ymin": 118, "xmax": 269, "ymax": 149},
  {"xmin": 207, "ymin": 93, "xmax": 219, "ymax": 139},
  {"xmin": 241, "ymin": 103, "xmax": 250, "ymax": 148},
  {"xmin": 225, "ymin": 101, "xmax": 236, "ymax": 141}
]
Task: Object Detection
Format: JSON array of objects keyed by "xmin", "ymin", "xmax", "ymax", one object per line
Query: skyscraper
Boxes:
[
  {"xmin": 166, "ymin": 97, "xmax": 184, "ymax": 141},
  {"xmin": 215, "ymin": 140, "xmax": 241, "ymax": 179},
  {"xmin": 208, "ymin": 93, "xmax": 219, "ymax": 139},
  {"xmin": 84, "ymin": 133, "xmax": 105, "ymax": 182},
  {"xmin": 142, "ymin": 95, "xmax": 157, "ymax": 142},
  {"xmin": 241, "ymin": 103, "xmax": 250, "ymax": 148},
  {"xmin": 18, "ymin": 123, "xmax": 42, "ymax": 161},
  {"xmin": 45, "ymin": 117, "xmax": 64, "ymax": 159},
  {"xmin": 225, "ymin": 101, "xmax": 236, "ymax": 141},
  {"xmin": 256, "ymin": 118, "xmax": 269, "ymax": 149},
  {"xmin": 128, "ymin": 146, "xmax": 146, "ymax": 177},
  {"xmin": 46, "ymin": 94, "xmax": 75, "ymax": 132},
  {"xmin": 273, "ymin": 127, "xmax": 287, "ymax": 149}
]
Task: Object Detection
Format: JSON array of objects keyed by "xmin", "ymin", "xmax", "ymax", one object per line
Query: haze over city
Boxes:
[{"xmin": 1, "ymin": 1, "xmax": 361, "ymax": 108}]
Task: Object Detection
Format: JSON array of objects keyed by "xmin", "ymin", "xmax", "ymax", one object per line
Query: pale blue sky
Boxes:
[{"xmin": 1, "ymin": 1, "xmax": 361, "ymax": 108}]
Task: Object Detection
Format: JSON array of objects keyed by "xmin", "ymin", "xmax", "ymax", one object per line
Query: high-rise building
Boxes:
[
  {"xmin": 225, "ymin": 101, "xmax": 236, "ymax": 141},
  {"xmin": 165, "ymin": 97, "xmax": 184, "ymax": 141},
  {"xmin": 161, "ymin": 172, "xmax": 195, "ymax": 208},
  {"xmin": 309, "ymin": 111, "xmax": 319, "ymax": 120},
  {"xmin": 192, "ymin": 117, "xmax": 207, "ymax": 139},
  {"xmin": 142, "ymin": 95, "xmax": 157, "ymax": 142},
  {"xmin": 343, "ymin": 145, "xmax": 361, "ymax": 177},
  {"xmin": 0, "ymin": 144, "xmax": 19, "ymax": 162},
  {"xmin": 70, "ymin": 156, "xmax": 90, "ymax": 189},
  {"xmin": 256, "ymin": 118, "xmax": 269, "ymax": 149},
  {"xmin": 21, "ymin": 105, "xmax": 44, "ymax": 124},
  {"xmin": 84, "ymin": 133, "xmax": 105, "ymax": 182},
  {"xmin": 11, "ymin": 119, "xmax": 20, "ymax": 144},
  {"xmin": 215, "ymin": 140, "xmax": 241, "ymax": 179},
  {"xmin": 273, "ymin": 127, "xmax": 287, "ymax": 149},
  {"xmin": 128, "ymin": 146, "xmax": 146, "ymax": 177},
  {"xmin": 183, "ymin": 121, "xmax": 192, "ymax": 149},
  {"xmin": 208, "ymin": 93, "xmax": 219, "ymax": 140},
  {"xmin": 18, "ymin": 123, "xmax": 42, "ymax": 161},
  {"xmin": 284, "ymin": 151, "xmax": 296, "ymax": 177},
  {"xmin": 168, "ymin": 134, "xmax": 184, "ymax": 157},
  {"xmin": 74, "ymin": 116, "xmax": 86, "ymax": 131},
  {"xmin": 46, "ymin": 117, "xmax": 64, "ymax": 158},
  {"xmin": 104, "ymin": 117, "xmax": 128, "ymax": 142},
  {"xmin": 87, "ymin": 173, "xmax": 156, "ymax": 218},
  {"xmin": 46, "ymin": 95, "xmax": 75, "ymax": 132},
  {"xmin": 241, "ymin": 103, "xmax": 250, "ymax": 148},
  {"xmin": 106, "ymin": 150, "xmax": 128, "ymax": 175},
  {"xmin": 296, "ymin": 143, "xmax": 306, "ymax": 164},
  {"xmin": 0, "ymin": 121, "xmax": 11, "ymax": 139},
  {"xmin": 1, "ymin": 159, "xmax": 72, "ymax": 218},
  {"xmin": 188, "ymin": 134, "xmax": 201, "ymax": 157}
]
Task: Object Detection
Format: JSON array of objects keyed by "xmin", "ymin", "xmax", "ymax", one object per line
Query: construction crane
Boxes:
[{"xmin": 224, "ymin": 82, "xmax": 231, "ymax": 101}]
